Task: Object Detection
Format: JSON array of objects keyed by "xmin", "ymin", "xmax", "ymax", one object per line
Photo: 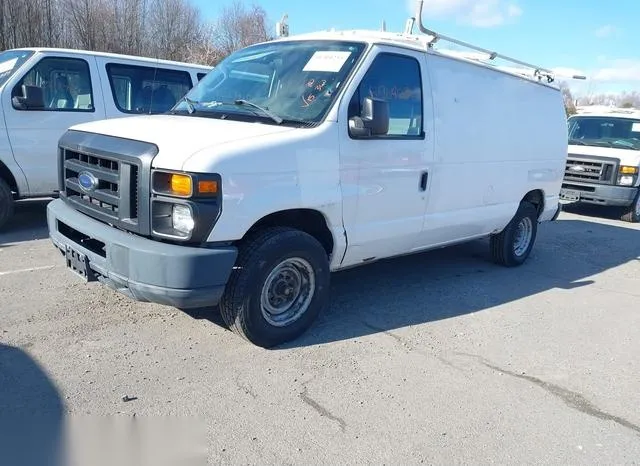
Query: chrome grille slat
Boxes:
[
  {"xmin": 64, "ymin": 158, "xmax": 119, "ymax": 184},
  {"xmin": 62, "ymin": 148, "xmax": 139, "ymax": 231},
  {"xmin": 65, "ymin": 178, "xmax": 120, "ymax": 206},
  {"xmin": 564, "ymin": 155, "xmax": 617, "ymax": 185}
]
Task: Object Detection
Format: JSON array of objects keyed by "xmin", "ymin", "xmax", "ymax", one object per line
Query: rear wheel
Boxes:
[
  {"xmin": 219, "ymin": 227, "xmax": 330, "ymax": 348},
  {"xmin": 620, "ymin": 191, "xmax": 640, "ymax": 223},
  {"xmin": 490, "ymin": 201, "xmax": 538, "ymax": 267},
  {"xmin": 0, "ymin": 179, "xmax": 15, "ymax": 231}
]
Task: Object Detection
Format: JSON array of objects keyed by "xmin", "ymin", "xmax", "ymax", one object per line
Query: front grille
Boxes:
[
  {"xmin": 564, "ymin": 155, "xmax": 618, "ymax": 185},
  {"xmin": 62, "ymin": 148, "xmax": 141, "ymax": 233}
]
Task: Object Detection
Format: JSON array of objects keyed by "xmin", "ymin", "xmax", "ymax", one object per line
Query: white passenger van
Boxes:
[
  {"xmin": 0, "ymin": 48, "xmax": 211, "ymax": 229},
  {"xmin": 46, "ymin": 3, "xmax": 572, "ymax": 347},
  {"xmin": 561, "ymin": 107, "xmax": 640, "ymax": 222}
]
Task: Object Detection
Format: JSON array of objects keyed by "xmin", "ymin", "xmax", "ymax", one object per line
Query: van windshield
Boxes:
[
  {"xmin": 172, "ymin": 40, "xmax": 366, "ymax": 126},
  {"xmin": 0, "ymin": 50, "xmax": 34, "ymax": 88},
  {"xmin": 568, "ymin": 115, "xmax": 640, "ymax": 151}
]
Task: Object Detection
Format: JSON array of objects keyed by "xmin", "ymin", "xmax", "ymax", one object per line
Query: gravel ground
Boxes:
[{"xmin": 1, "ymin": 199, "xmax": 639, "ymax": 465}]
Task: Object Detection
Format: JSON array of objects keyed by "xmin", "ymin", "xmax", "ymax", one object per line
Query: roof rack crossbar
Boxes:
[{"xmin": 412, "ymin": 0, "xmax": 586, "ymax": 82}]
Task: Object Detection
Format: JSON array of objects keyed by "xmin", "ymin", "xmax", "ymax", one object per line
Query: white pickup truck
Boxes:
[
  {"xmin": 46, "ymin": 7, "xmax": 569, "ymax": 347},
  {"xmin": 561, "ymin": 108, "xmax": 640, "ymax": 222}
]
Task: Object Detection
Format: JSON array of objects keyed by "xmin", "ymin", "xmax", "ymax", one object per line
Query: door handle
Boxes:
[{"xmin": 419, "ymin": 171, "xmax": 429, "ymax": 192}]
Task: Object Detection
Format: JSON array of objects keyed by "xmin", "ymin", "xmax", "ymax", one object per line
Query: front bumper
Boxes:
[
  {"xmin": 560, "ymin": 183, "xmax": 638, "ymax": 207},
  {"xmin": 47, "ymin": 199, "xmax": 238, "ymax": 309}
]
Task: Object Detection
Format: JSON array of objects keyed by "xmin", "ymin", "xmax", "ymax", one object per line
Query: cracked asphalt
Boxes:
[{"xmin": 1, "ymin": 199, "xmax": 640, "ymax": 465}]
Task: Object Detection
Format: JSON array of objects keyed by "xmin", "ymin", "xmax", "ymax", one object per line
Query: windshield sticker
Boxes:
[
  {"xmin": 632, "ymin": 122, "xmax": 640, "ymax": 132},
  {"xmin": 0, "ymin": 57, "xmax": 18, "ymax": 74},
  {"xmin": 303, "ymin": 51, "xmax": 352, "ymax": 73}
]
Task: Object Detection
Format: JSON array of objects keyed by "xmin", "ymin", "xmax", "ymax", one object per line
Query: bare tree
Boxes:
[
  {"xmin": 559, "ymin": 82, "xmax": 577, "ymax": 116},
  {"xmin": 147, "ymin": 0, "xmax": 206, "ymax": 61},
  {"xmin": 0, "ymin": 0, "xmax": 269, "ymax": 65},
  {"xmin": 212, "ymin": 0, "xmax": 271, "ymax": 61}
]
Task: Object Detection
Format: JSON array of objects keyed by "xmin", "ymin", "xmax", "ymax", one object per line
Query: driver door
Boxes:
[
  {"xmin": 3, "ymin": 53, "xmax": 105, "ymax": 196},
  {"xmin": 338, "ymin": 47, "xmax": 435, "ymax": 267}
]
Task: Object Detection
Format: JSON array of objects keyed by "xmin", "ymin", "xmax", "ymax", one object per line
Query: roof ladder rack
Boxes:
[{"xmin": 411, "ymin": 0, "xmax": 586, "ymax": 83}]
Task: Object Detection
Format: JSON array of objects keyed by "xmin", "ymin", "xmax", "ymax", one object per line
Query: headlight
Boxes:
[
  {"xmin": 618, "ymin": 166, "xmax": 638, "ymax": 186},
  {"xmin": 150, "ymin": 170, "xmax": 222, "ymax": 243},
  {"xmin": 619, "ymin": 175, "xmax": 635, "ymax": 186},
  {"xmin": 172, "ymin": 204, "xmax": 194, "ymax": 235}
]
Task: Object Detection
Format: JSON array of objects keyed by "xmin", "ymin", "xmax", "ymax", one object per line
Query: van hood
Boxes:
[
  {"xmin": 568, "ymin": 143, "xmax": 640, "ymax": 165},
  {"xmin": 69, "ymin": 114, "xmax": 297, "ymax": 169}
]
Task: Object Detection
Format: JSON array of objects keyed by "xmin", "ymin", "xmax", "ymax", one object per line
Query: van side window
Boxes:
[
  {"xmin": 349, "ymin": 53, "xmax": 423, "ymax": 138},
  {"xmin": 106, "ymin": 63, "xmax": 192, "ymax": 114},
  {"xmin": 197, "ymin": 73, "xmax": 207, "ymax": 81},
  {"xmin": 12, "ymin": 57, "xmax": 94, "ymax": 112}
]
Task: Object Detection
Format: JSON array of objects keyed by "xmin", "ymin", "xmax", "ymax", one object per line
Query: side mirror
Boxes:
[
  {"xmin": 12, "ymin": 85, "xmax": 45, "ymax": 110},
  {"xmin": 349, "ymin": 97, "xmax": 389, "ymax": 138}
]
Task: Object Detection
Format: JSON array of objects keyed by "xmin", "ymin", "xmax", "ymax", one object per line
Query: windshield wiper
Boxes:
[
  {"xmin": 177, "ymin": 99, "xmax": 283, "ymax": 124},
  {"xmin": 234, "ymin": 99, "xmax": 283, "ymax": 124},
  {"xmin": 569, "ymin": 139, "xmax": 587, "ymax": 145}
]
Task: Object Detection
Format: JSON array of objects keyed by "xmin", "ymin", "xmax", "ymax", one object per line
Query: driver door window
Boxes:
[
  {"xmin": 12, "ymin": 57, "xmax": 94, "ymax": 111},
  {"xmin": 349, "ymin": 53, "xmax": 423, "ymax": 138}
]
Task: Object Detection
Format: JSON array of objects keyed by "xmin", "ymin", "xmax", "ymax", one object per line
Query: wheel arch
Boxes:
[
  {"xmin": 522, "ymin": 189, "xmax": 545, "ymax": 218},
  {"xmin": 0, "ymin": 159, "xmax": 19, "ymax": 196},
  {"xmin": 241, "ymin": 208, "xmax": 336, "ymax": 258}
]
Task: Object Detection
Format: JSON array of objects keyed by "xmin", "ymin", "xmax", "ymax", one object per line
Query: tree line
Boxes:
[
  {"xmin": 0, "ymin": 0, "xmax": 271, "ymax": 65},
  {"xmin": 561, "ymin": 83, "xmax": 639, "ymax": 115}
]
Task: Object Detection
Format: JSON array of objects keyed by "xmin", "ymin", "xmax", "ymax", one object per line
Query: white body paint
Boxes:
[{"xmin": 61, "ymin": 30, "xmax": 568, "ymax": 271}]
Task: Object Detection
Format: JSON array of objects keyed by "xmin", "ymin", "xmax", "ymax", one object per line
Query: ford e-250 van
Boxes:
[
  {"xmin": 46, "ymin": 6, "xmax": 571, "ymax": 347},
  {"xmin": 561, "ymin": 107, "xmax": 640, "ymax": 222},
  {"xmin": 0, "ymin": 48, "xmax": 211, "ymax": 230}
]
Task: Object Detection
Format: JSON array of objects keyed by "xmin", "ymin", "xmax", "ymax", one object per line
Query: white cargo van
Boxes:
[
  {"xmin": 46, "ymin": 5, "xmax": 571, "ymax": 347},
  {"xmin": 0, "ymin": 48, "xmax": 212, "ymax": 229},
  {"xmin": 561, "ymin": 107, "xmax": 640, "ymax": 222}
]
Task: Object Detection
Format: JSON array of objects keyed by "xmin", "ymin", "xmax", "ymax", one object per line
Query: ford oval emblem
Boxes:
[{"xmin": 78, "ymin": 171, "xmax": 99, "ymax": 192}]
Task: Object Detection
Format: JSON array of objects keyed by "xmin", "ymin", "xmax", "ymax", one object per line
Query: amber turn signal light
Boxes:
[
  {"xmin": 169, "ymin": 174, "xmax": 193, "ymax": 196},
  {"xmin": 197, "ymin": 180, "xmax": 218, "ymax": 194}
]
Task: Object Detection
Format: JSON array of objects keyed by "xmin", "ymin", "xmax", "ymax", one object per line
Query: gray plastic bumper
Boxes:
[
  {"xmin": 560, "ymin": 183, "xmax": 638, "ymax": 207},
  {"xmin": 47, "ymin": 199, "xmax": 238, "ymax": 309}
]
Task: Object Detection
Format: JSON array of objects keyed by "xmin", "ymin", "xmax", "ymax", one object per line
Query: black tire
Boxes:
[
  {"xmin": 490, "ymin": 201, "xmax": 538, "ymax": 267},
  {"xmin": 219, "ymin": 227, "xmax": 330, "ymax": 348},
  {"xmin": 0, "ymin": 178, "xmax": 15, "ymax": 231},
  {"xmin": 620, "ymin": 191, "xmax": 640, "ymax": 223}
]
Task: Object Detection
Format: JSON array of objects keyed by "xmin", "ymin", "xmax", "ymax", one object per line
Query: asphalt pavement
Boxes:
[{"xmin": 1, "ymin": 199, "xmax": 639, "ymax": 465}]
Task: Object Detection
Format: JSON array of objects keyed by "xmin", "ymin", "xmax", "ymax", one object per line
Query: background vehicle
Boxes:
[
  {"xmin": 0, "ymin": 47, "xmax": 212, "ymax": 230},
  {"xmin": 47, "ymin": 3, "xmax": 572, "ymax": 348},
  {"xmin": 561, "ymin": 108, "xmax": 640, "ymax": 222}
]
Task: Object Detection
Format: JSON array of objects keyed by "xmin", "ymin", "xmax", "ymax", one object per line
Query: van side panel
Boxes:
[{"xmin": 422, "ymin": 53, "xmax": 566, "ymax": 245}]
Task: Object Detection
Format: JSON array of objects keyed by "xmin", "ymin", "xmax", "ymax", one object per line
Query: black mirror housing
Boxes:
[
  {"xmin": 349, "ymin": 96, "xmax": 389, "ymax": 138},
  {"xmin": 12, "ymin": 85, "xmax": 45, "ymax": 110}
]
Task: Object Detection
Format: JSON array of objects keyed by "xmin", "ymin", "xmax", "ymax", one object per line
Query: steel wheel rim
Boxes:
[
  {"xmin": 513, "ymin": 217, "xmax": 533, "ymax": 257},
  {"xmin": 634, "ymin": 196, "xmax": 640, "ymax": 217},
  {"xmin": 260, "ymin": 257, "xmax": 315, "ymax": 327}
]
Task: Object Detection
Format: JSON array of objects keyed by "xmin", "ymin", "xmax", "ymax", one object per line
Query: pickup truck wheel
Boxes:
[
  {"xmin": 620, "ymin": 192, "xmax": 640, "ymax": 223},
  {"xmin": 0, "ymin": 179, "xmax": 15, "ymax": 231},
  {"xmin": 490, "ymin": 201, "xmax": 538, "ymax": 267},
  {"xmin": 219, "ymin": 227, "xmax": 330, "ymax": 348}
]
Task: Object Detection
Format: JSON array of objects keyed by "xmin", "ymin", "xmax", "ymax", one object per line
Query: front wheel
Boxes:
[
  {"xmin": 490, "ymin": 201, "xmax": 539, "ymax": 267},
  {"xmin": 620, "ymin": 191, "xmax": 640, "ymax": 223},
  {"xmin": 0, "ymin": 179, "xmax": 15, "ymax": 231},
  {"xmin": 219, "ymin": 227, "xmax": 330, "ymax": 348}
]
